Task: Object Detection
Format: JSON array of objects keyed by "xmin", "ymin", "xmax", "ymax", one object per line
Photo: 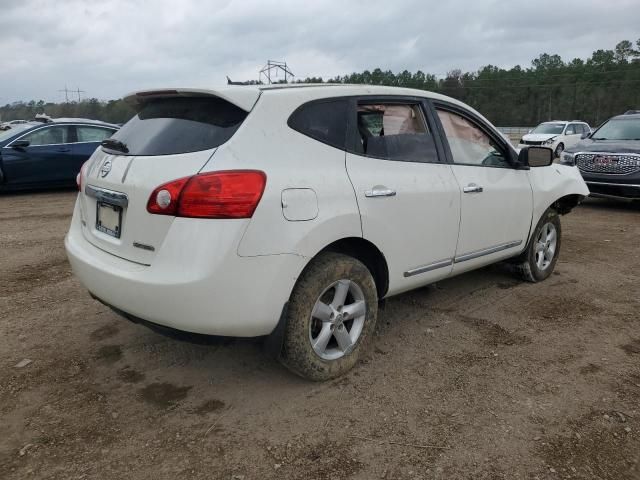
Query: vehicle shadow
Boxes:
[{"xmin": 122, "ymin": 261, "xmax": 519, "ymax": 386}]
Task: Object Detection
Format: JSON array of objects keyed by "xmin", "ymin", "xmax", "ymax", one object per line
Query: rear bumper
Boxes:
[{"xmin": 65, "ymin": 199, "xmax": 306, "ymax": 336}]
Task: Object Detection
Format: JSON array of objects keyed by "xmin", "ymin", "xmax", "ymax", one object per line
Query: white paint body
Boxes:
[{"xmin": 65, "ymin": 85, "xmax": 589, "ymax": 337}]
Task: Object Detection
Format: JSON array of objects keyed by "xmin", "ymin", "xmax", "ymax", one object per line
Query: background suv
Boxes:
[
  {"xmin": 518, "ymin": 120, "xmax": 591, "ymax": 157},
  {"xmin": 65, "ymin": 85, "xmax": 588, "ymax": 380},
  {"xmin": 561, "ymin": 111, "xmax": 640, "ymax": 200}
]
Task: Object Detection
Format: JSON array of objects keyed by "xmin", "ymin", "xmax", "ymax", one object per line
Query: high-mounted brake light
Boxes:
[{"xmin": 147, "ymin": 170, "xmax": 267, "ymax": 219}]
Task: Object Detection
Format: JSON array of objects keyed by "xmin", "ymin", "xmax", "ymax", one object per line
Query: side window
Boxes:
[
  {"xmin": 565, "ymin": 124, "xmax": 576, "ymax": 135},
  {"xmin": 21, "ymin": 126, "xmax": 70, "ymax": 146},
  {"xmin": 288, "ymin": 99, "xmax": 348, "ymax": 150},
  {"xmin": 355, "ymin": 103, "xmax": 437, "ymax": 162},
  {"xmin": 436, "ymin": 109, "xmax": 509, "ymax": 167},
  {"xmin": 77, "ymin": 126, "xmax": 115, "ymax": 143}
]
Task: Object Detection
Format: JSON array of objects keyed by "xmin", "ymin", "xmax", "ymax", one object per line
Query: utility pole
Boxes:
[{"xmin": 76, "ymin": 87, "xmax": 85, "ymax": 102}]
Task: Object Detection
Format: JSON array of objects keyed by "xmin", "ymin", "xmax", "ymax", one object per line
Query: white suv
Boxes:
[
  {"xmin": 65, "ymin": 85, "xmax": 588, "ymax": 380},
  {"xmin": 518, "ymin": 121, "xmax": 591, "ymax": 157}
]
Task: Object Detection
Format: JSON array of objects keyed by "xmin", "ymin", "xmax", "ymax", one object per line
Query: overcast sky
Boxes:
[{"xmin": 1, "ymin": 0, "xmax": 638, "ymax": 103}]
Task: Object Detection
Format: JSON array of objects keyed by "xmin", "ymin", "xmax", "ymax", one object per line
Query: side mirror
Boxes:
[
  {"xmin": 580, "ymin": 132, "xmax": 590, "ymax": 139},
  {"xmin": 519, "ymin": 146, "xmax": 554, "ymax": 167},
  {"xmin": 11, "ymin": 140, "xmax": 30, "ymax": 149}
]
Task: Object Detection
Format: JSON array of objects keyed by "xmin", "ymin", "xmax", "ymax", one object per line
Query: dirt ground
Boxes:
[{"xmin": 1, "ymin": 190, "xmax": 638, "ymax": 480}]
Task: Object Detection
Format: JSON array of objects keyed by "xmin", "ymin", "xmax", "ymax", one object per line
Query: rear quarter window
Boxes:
[
  {"xmin": 77, "ymin": 126, "xmax": 116, "ymax": 143},
  {"xmin": 287, "ymin": 99, "xmax": 348, "ymax": 150},
  {"xmin": 106, "ymin": 97, "xmax": 248, "ymax": 156}
]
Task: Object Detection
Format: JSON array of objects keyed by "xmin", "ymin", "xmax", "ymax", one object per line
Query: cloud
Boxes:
[{"xmin": 0, "ymin": 0, "xmax": 638, "ymax": 103}]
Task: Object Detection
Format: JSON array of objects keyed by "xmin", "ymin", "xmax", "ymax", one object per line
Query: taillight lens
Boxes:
[
  {"xmin": 147, "ymin": 170, "xmax": 266, "ymax": 219},
  {"xmin": 76, "ymin": 161, "xmax": 89, "ymax": 192}
]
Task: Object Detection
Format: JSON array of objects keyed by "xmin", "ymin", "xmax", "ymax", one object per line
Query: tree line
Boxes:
[{"xmin": 2, "ymin": 39, "xmax": 639, "ymax": 127}]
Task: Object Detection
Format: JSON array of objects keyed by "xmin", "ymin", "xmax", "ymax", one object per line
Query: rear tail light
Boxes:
[
  {"xmin": 76, "ymin": 161, "xmax": 89, "ymax": 192},
  {"xmin": 147, "ymin": 170, "xmax": 267, "ymax": 219}
]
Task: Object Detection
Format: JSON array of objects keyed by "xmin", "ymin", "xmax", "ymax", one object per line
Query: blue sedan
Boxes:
[{"xmin": 0, "ymin": 119, "xmax": 119, "ymax": 190}]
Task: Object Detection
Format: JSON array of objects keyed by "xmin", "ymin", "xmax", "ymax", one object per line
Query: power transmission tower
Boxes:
[
  {"xmin": 259, "ymin": 60, "xmax": 294, "ymax": 84},
  {"xmin": 58, "ymin": 85, "xmax": 71, "ymax": 103},
  {"xmin": 58, "ymin": 85, "xmax": 85, "ymax": 102}
]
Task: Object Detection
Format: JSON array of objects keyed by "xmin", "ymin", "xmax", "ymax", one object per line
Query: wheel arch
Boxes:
[
  {"xmin": 550, "ymin": 193, "xmax": 584, "ymax": 215},
  {"xmin": 314, "ymin": 237, "xmax": 390, "ymax": 299}
]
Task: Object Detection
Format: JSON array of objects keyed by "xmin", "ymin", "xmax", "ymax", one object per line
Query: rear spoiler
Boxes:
[{"xmin": 123, "ymin": 87, "xmax": 261, "ymax": 112}]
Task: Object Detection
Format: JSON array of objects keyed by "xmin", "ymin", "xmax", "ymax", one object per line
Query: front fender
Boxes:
[{"xmin": 528, "ymin": 164, "xmax": 589, "ymax": 233}]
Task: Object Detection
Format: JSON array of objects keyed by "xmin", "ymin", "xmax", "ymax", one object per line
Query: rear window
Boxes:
[{"xmin": 106, "ymin": 97, "xmax": 248, "ymax": 156}]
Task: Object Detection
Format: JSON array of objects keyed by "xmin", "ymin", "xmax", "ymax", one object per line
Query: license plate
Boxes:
[{"xmin": 96, "ymin": 202, "xmax": 122, "ymax": 238}]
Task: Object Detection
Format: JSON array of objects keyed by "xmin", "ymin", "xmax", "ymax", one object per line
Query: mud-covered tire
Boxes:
[
  {"xmin": 280, "ymin": 252, "xmax": 378, "ymax": 381},
  {"xmin": 515, "ymin": 209, "xmax": 561, "ymax": 282}
]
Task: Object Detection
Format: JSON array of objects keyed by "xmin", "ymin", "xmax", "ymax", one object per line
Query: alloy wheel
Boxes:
[
  {"xmin": 309, "ymin": 279, "xmax": 367, "ymax": 361},
  {"xmin": 535, "ymin": 222, "xmax": 557, "ymax": 270}
]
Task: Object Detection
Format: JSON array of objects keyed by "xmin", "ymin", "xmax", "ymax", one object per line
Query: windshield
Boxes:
[
  {"xmin": 106, "ymin": 96, "xmax": 248, "ymax": 156},
  {"xmin": 531, "ymin": 123, "xmax": 565, "ymax": 135},
  {"xmin": 0, "ymin": 124, "xmax": 32, "ymax": 143},
  {"xmin": 591, "ymin": 117, "xmax": 640, "ymax": 140}
]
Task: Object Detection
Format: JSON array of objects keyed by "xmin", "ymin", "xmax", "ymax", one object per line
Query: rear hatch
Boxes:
[{"xmin": 79, "ymin": 89, "xmax": 258, "ymax": 265}]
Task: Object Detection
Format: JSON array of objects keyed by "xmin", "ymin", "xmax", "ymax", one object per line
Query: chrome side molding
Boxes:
[
  {"xmin": 404, "ymin": 258, "xmax": 453, "ymax": 277},
  {"xmin": 454, "ymin": 240, "xmax": 523, "ymax": 263},
  {"xmin": 403, "ymin": 240, "xmax": 523, "ymax": 277}
]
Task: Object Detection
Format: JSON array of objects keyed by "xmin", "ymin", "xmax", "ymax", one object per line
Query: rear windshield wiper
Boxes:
[{"xmin": 101, "ymin": 138, "xmax": 129, "ymax": 153}]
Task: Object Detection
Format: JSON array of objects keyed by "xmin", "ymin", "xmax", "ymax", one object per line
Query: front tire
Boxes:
[
  {"xmin": 515, "ymin": 209, "xmax": 561, "ymax": 282},
  {"xmin": 554, "ymin": 143, "xmax": 564, "ymax": 158},
  {"xmin": 280, "ymin": 252, "xmax": 378, "ymax": 381}
]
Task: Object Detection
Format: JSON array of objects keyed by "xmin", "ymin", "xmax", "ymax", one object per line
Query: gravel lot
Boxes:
[{"xmin": 1, "ymin": 190, "xmax": 639, "ymax": 480}]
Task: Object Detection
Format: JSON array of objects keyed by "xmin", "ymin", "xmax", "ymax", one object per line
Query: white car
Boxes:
[
  {"xmin": 518, "ymin": 121, "xmax": 591, "ymax": 157},
  {"xmin": 65, "ymin": 85, "xmax": 589, "ymax": 380}
]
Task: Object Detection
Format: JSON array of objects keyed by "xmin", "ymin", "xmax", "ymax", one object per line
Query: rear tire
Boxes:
[
  {"xmin": 515, "ymin": 209, "xmax": 561, "ymax": 283},
  {"xmin": 280, "ymin": 252, "xmax": 378, "ymax": 381}
]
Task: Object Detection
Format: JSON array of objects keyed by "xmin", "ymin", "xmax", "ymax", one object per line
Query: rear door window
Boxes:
[
  {"xmin": 106, "ymin": 96, "xmax": 248, "ymax": 156},
  {"xmin": 353, "ymin": 103, "xmax": 438, "ymax": 163},
  {"xmin": 21, "ymin": 126, "xmax": 71, "ymax": 146},
  {"xmin": 288, "ymin": 98, "xmax": 348, "ymax": 150}
]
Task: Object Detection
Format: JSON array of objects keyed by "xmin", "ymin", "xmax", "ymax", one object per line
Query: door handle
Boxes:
[
  {"xmin": 365, "ymin": 186, "xmax": 396, "ymax": 198},
  {"xmin": 463, "ymin": 183, "xmax": 483, "ymax": 194},
  {"xmin": 56, "ymin": 148, "xmax": 71, "ymax": 153}
]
